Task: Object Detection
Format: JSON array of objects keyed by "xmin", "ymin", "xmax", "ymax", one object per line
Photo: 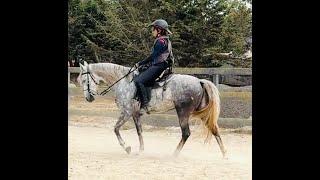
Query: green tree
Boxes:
[{"xmin": 68, "ymin": 0, "xmax": 252, "ymax": 68}]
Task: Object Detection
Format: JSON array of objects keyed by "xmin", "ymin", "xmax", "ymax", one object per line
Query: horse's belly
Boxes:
[{"xmin": 148, "ymin": 88, "xmax": 175, "ymax": 112}]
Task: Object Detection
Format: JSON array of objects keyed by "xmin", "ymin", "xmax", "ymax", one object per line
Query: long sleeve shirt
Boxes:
[{"xmin": 138, "ymin": 37, "xmax": 169, "ymax": 66}]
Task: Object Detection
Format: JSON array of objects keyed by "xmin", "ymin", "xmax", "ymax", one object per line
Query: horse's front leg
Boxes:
[
  {"xmin": 114, "ymin": 111, "xmax": 131, "ymax": 154},
  {"xmin": 133, "ymin": 115, "xmax": 144, "ymax": 152}
]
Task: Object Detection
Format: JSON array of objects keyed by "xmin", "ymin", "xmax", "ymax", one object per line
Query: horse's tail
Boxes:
[{"xmin": 191, "ymin": 79, "xmax": 220, "ymax": 143}]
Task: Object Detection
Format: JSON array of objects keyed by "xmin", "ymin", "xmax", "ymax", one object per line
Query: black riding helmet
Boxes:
[{"xmin": 148, "ymin": 19, "xmax": 172, "ymax": 35}]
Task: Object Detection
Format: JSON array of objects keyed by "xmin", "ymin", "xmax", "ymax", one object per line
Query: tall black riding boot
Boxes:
[{"xmin": 135, "ymin": 82, "xmax": 150, "ymax": 113}]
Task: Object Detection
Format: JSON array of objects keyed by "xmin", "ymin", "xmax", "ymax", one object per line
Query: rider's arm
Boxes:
[{"xmin": 138, "ymin": 55, "xmax": 152, "ymax": 66}]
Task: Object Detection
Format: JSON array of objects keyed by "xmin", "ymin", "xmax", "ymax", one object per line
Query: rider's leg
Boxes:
[{"xmin": 133, "ymin": 64, "xmax": 166, "ymax": 108}]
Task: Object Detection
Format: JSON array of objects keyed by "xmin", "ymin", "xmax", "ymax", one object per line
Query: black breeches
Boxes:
[{"xmin": 133, "ymin": 63, "xmax": 167, "ymax": 86}]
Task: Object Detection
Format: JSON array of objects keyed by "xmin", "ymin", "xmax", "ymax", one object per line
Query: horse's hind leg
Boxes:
[
  {"xmin": 173, "ymin": 106, "xmax": 192, "ymax": 157},
  {"xmin": 211, "ymin": 125, "xmax": 227, "ymax": 158},
  {"xmin": 114, "ymin": 111, "xmax": 131, "ymax": 154},
  {"xmin": 133, "ymin": 115, "xmax": 144, "ymax": 152}
]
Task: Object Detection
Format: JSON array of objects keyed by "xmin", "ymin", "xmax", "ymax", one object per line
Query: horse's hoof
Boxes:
[
  {"xmin": 222, "ymin": 153, "xmax": 228, "ymax": 160},
  {"xmin": 173, "ymin": 152, "xmax": 179, "ymax": 158},
  {"xmin": 222, "ymin": 150, "xmax": 228, "ymax": 159},
  {"xmin": 125, "ymin": 146, "xmax": 131, "ymax": 154},
  {"xmin": 223, "ymin": 155, "xmax": 229, "ymax": 160},
  {"xmin": 139, "ymin": 149, "xmax": 144, "ymax": 154}
]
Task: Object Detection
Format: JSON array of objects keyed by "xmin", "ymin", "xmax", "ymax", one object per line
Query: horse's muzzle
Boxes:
[{"xmin": 86, "ymin": 95, "xmax": 95, "ymax": 102}]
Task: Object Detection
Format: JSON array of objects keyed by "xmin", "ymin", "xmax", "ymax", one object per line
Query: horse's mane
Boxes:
[
  {"xmin": 89, "ymin": 63, "xmax": 131, "ymax": 84},
  {"xmin": 90, "ymin": 63, "xmax": 130, "ymax": 74}
]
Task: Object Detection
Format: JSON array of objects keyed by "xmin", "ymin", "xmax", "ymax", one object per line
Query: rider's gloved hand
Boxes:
[{"xmin": 134, "ymin": 62, "xmax": 140, "ymax": 69}]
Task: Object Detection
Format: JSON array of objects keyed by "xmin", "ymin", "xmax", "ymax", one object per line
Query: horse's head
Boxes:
[{"xmin": 77, "ymin": 61, "xmax": 99, "ymax": 102}]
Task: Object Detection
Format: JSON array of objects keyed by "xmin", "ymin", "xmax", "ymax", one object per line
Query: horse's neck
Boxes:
[{"xmin": 89, "ymin": 63, "xmax": 131, "ymax": 84}]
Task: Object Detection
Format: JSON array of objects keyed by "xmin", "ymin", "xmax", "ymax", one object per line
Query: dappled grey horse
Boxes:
[{"xmin": 77, "ymin": 61, "xmax": 226, "ymax": 157}]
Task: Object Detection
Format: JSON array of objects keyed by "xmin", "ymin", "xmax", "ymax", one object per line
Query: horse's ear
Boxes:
[
  {"xmin": 80, "ymin": 63, "xmax": 85, "ymax": 70},
  {"xmin": 84, "ymin": 61, "xmax": 88, "ymax": 66}
]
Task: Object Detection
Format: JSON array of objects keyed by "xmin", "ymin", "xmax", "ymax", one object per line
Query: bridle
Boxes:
[
  {"xmin": 81, "ymin": 65, "xmax": 136, "ymax": 96},
  {"xmin": 81, "ymin": 66, "xmax": 99, "ymax": 96}
]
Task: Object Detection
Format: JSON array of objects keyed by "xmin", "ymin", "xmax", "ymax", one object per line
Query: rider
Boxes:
[{"xmin": 133, "ymin": 19, "xmax": 174, "ymax": 112}]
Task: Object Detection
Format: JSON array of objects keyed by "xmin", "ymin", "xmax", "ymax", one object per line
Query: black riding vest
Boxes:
[{"xmin": 152, "ymin": 36, "xmax": 174, "ymax": 65}]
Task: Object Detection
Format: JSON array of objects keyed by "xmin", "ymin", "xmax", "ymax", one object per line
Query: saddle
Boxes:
[
  {"xmin": 134, "ymin": 64, "xmax": 173, "ymax": 88},
  {"xmin": 133, "ymin": 67, "xmax": 174, "ymax": 102},
  {"xmin": 154, "ymin": 67, "xmax": 173, "ymax": 88}
]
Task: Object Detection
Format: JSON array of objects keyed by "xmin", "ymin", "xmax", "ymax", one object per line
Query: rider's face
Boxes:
[{"xmin": 151, "ymin": 27, "xmax": 158, "ymax": 37}]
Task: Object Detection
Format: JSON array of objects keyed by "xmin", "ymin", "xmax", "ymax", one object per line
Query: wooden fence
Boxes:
[{"xmin": 68, "ymin": 67, "xmax": 251, "ymax": 86}]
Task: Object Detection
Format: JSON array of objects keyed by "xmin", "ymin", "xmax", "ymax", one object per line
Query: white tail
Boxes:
[{"xmin": 192, "ymin": 79, "xmax": 220, "ymax": 143}]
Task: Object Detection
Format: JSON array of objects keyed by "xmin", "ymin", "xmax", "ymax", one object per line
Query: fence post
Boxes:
[{"xmin": 212, "ymin": 74, "xmax": 219, "ymax": 86}]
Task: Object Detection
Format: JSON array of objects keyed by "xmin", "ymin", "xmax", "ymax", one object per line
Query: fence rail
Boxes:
[{"xmin": 68, "ymin": 67, "xmax": 252, "ymax": 86}]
